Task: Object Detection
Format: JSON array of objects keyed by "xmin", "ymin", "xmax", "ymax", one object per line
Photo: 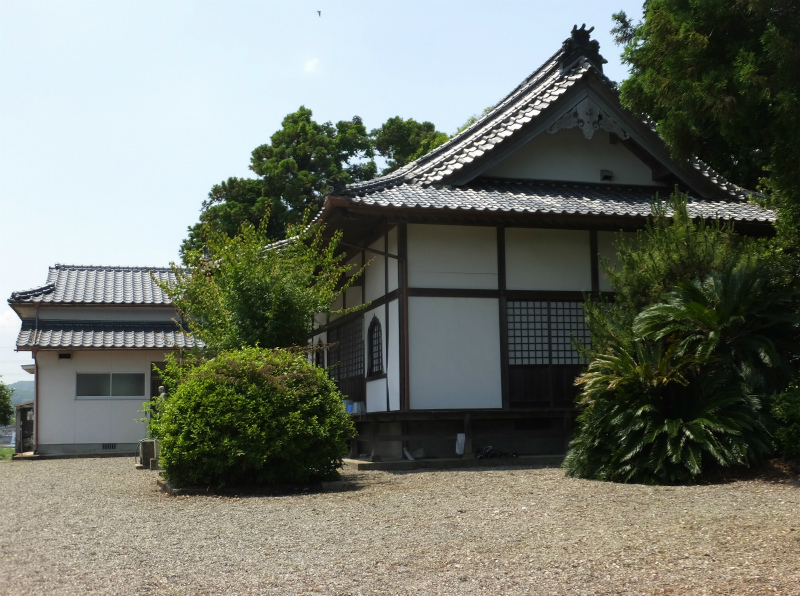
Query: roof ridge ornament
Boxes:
[
  {"xmin": 560, "ymin": 24, "xmax": 607, "ymax": 74},
  {"xmin": 547, "ymin": 96, "xmax": 630, "ymax": 140}
]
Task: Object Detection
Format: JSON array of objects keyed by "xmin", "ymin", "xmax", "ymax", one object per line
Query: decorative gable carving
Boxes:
[{"xmin": 547, "ymin": 96, "xmax": 630, "ymax": 140}]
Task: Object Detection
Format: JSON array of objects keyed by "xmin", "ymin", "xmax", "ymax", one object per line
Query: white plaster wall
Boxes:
[
  {"xmin": 38, "ymin": 306, "xmax": 178, "ymax": 322},
  {"xmin": 365, "ymin": 236, "xmax": 387, "ymax": 302},
  {"xmin": 345, "ymin": 285, "xmax": 363, "ymax": 309},
  {"xmin": 36, "ymin": 349, "xmax": 165, "ymax": 446},
  {"xmin": 343, "ymin": 254, "xmax": 364, "ymax": 309},
  {"xmin": 408, "ymin": 297, "xmax": 502, "ymax": 409},
  {"xmin": 597, "ymin": 231, "xmax": 637, "ymax": 292},
  {"xmin": 407, "ymin": 225, "xmax": 498, "ymax": 289},
  {"xmin": 484, "ymin": 127, "xmax": 661, "ymax": 186},
  {"xmin": 329, "ymin": 293, "xmax": 344, "ymax": 321},
  {"xmin": 366, "ymin": 378, "xmax": 387, "ymax": 413},
  {"xmin": 388, "ymin": 300, "xmax": 400, "ymax": 411},
  {"xmin": 506, "ymin": 228, "xmax": 592, "ymax": 291}
]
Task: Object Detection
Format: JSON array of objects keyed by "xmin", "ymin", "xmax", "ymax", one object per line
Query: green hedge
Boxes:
[{"xmin": 149, "ymin": 347, "xmax": 356, "ymax": 488}]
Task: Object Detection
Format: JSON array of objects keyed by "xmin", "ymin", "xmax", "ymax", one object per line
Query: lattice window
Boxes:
[
  {"xmin": 507, "ymin": 301, "xmax": 590, "ymax": 365},
  {"xmin": 367, "ymin": 317, "xmax": 383, "ymax": 376},
  {"xmin": 327, "ymin": 317, "xmax": 364, "ymax": 381}
]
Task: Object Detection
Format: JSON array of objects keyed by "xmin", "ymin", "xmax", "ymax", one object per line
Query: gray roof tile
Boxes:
[
  {"xmin": 16, "ymin": 320, "xmax": 202, "ymax": 350},
  {"xmin": 342, "ymin": 33, "xmax": 756, "ymax": 206},
  {"xmin": 347, "ymin": 179, "xmax": 775, "ymax": 223},
  {"xmin": 8, "ymin": 264, "xmax": 177, "ymax": 305}
]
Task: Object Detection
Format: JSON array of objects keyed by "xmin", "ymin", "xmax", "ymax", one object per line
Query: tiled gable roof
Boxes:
[
  {"xmin": 341, "ymin": 28, "xmax": 764, "ymax": 217},
  {"xmin": 15, "ymin": 320, "xmax": 202, "ymax": 350},
  {"xmin": 348, "ymin": 48, "xmax": 582, "ymax": 194},
  {"xmin": 8, "ymin": 264, "xmax": 176, "ymax": 305},
  {"xmin": 347, "ymin": 179, "xmax": 775, "ymax": 223}
]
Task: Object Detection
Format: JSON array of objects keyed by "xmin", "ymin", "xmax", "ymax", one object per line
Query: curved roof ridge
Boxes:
[
  {"xmin": 52, "ymin": 263, "xmax": 174, "ymax": 272},
  {"xmin": 9, "ymin": 283, "xmax": 56, "ymax": 302}
]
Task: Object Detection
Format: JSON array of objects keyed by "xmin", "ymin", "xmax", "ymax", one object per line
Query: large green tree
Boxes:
[
  {"xmin": 612, "ymin": 0, "xmax": 799, "ymax": 203},
  {"xmin": 181, "ymin": 110, "xmax": 451, "ymax": 258},
  {"xmin": 182, "ymin": 107, "xmax": 377, "ymax": 257},
  {"xmin": 181, "ymin": 177, "xmax": 287, "ymax": 259},
  {"xmin": 371, "ymin": 116, "xmax": 449, "ymax": 174},
  {"xmin": 0, "ymin": 378, "xmax": 13, "ymax": 426},
  {"xmin": 250, "ymin": 107, "xmax": 377, "ymax": 216}
]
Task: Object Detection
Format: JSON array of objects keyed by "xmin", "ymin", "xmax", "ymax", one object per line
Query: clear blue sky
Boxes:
[{"xmin": 0, "ymin": 0, "xmax": 644, "ymax": 383}]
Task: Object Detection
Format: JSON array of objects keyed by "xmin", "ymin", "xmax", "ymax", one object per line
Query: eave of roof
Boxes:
[
  {"xmin": 15, "ymin": 320, "xmax": 202, "ymax": 351},
  {"xmin": 342, "ymin": 179, "xmax": 774, "ymax": 224}
]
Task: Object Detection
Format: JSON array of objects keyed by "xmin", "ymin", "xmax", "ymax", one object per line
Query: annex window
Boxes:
[
  {"xmin": 506, "ymin": 300, "xmax": 590, "ymax": 408},
  {"xmin": 327, "ymin": 317, "xmax": 365, "ymax": 402},
  {"xmin": 76, "ymin": 373, "xmax": 146, "ymax": 399},
  {"xmin": 367, "ymin": 317, "xmax": 383, "ymax": 376}
]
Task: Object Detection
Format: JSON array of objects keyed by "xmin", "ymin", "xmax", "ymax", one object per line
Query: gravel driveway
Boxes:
[{"xmin": 1, "ymin": 457, "xmax": 798, "ymax": 596}]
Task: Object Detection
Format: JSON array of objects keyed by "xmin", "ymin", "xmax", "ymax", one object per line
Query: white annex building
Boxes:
[
  {"xmin": 9, "ymin": 26, "xmax": 774, "ymax": 459},
  {"xmin": 309, "ymin": 26, "xmax": 775, "ymax": 459},
  {"xmin": 8, "ymin": 265, "xmax": 199, "ymax": 455}
]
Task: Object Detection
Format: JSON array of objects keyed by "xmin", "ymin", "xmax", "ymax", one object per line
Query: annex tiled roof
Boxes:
[
  {"xmin": 346, "ymin": 179, "xmax": 775, "ymax": 223},
  {"xmin": 343, "ymin": 28, "xmax": 756, "ymax": 206},
  {"xmin": 8, "ymin": 264, "xmax": 177, "ymax": 305},
  {"xmin": 15, "ymin": 320, "xmax": 202, "ymax": 350}
]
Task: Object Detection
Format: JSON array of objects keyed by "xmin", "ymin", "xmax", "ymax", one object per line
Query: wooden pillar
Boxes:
[
  {"xmin": 369, "ymin": 418, "xmax": 382, "ymax": 462},
  {"xmin": 462, "ymin": 413, "xmax": 475, "ymax": 459},
  {"xmin": 498, "ymin": 226, "xmax": 509, "ymax": 410}
]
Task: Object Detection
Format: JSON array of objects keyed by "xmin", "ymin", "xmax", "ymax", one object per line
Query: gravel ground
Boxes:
[{"xmin": 1, "ymin": 458, "xmax": 798, "ymax": 596}]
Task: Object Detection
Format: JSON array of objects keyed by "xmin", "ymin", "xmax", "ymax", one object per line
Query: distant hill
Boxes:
[{"xmin": 9, "ymin": 381, "xmax": 34, "ymax": 405}]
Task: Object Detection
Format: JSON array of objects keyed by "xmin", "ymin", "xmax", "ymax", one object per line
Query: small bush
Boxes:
[{"xmin": 149, "ymin": 347, "xmax": 356, "ymax": 488}]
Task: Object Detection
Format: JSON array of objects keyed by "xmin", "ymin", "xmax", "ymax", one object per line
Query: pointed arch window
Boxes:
[{"xmin": 367, "ymin": 316, "xmax": 383, "ymax": 377}]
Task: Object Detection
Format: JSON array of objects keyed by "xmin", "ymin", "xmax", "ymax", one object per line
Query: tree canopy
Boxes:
[
  {"xmin": 612, "ymin": 0, "xmax": 799, "ymax": 204},
  {"xmin": 0, "ymin": 378, "xmax": 13, "ymax": 426},
  {"xmin": 166, "ymin": 215, "xmax": 361, "ymax": 355},
  {"xmin": 250, "ymin": 107, "xmax": 376, "ymax": 216},
  {"xmin": 370, "ymin": 116, "xmax": 449, "ymax": 175},
  {"xmin": 181, "ymin": 109, "xmax": 450, "ymax": 259}
]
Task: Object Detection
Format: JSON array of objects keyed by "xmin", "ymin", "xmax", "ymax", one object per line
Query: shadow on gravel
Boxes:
[{"xmin": 155, "ymin": 472, "xmax": 374, "ymax": 498}]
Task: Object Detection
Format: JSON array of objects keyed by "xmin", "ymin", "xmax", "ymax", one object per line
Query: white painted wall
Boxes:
[
  {"xmin": 36, "ymin": 349, "xmax": 165, "ymax": 447},
  {"xmin": 506, "ymin": 228, "xmax": 592, "ymax": 291},
  {"xmin": 387, "ymin": 300, "xmax": 400, "ymax": 411},
  {"xmin": 408, "ymin": 297, "xmax": 502, "ymax": 410},
  {"xmin": 597, "ymin": 231, "xmax": 638, "ymax": 292},
  {"xmin": 37, "ymin": 305, "xmax": 178, "ymax": 322},
  {"xmin": 407, "ymin": 225, "xmax": 498, "ymax": 289},
  {"xmin": 345, "ymin": 285, "xmax": 363, "ymax": 309},
  {"xmin": 365, "ymin": 235, "xmax": 386, "ymax": 303},
  {"xmin": 366, "ymin": 378, "xmax": 387, "ymax": 413},
  {"xmin": 484, "ymin": 127, "xmax": 662, "ymax": 186}
]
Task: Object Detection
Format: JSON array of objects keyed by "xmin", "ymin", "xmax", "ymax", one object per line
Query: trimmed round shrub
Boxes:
[{"xmin": 151, "ymin": 347, "xmax": 355, "ymax": 488}]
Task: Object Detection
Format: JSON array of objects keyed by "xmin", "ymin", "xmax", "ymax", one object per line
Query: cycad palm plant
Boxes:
[
  {"xmin": 565, "ymin": 191, "xmax": 799, "ymax": 484},
  {"xmin": 566, "ymin": 261, "xmax": 795, "ymax": 483}
]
